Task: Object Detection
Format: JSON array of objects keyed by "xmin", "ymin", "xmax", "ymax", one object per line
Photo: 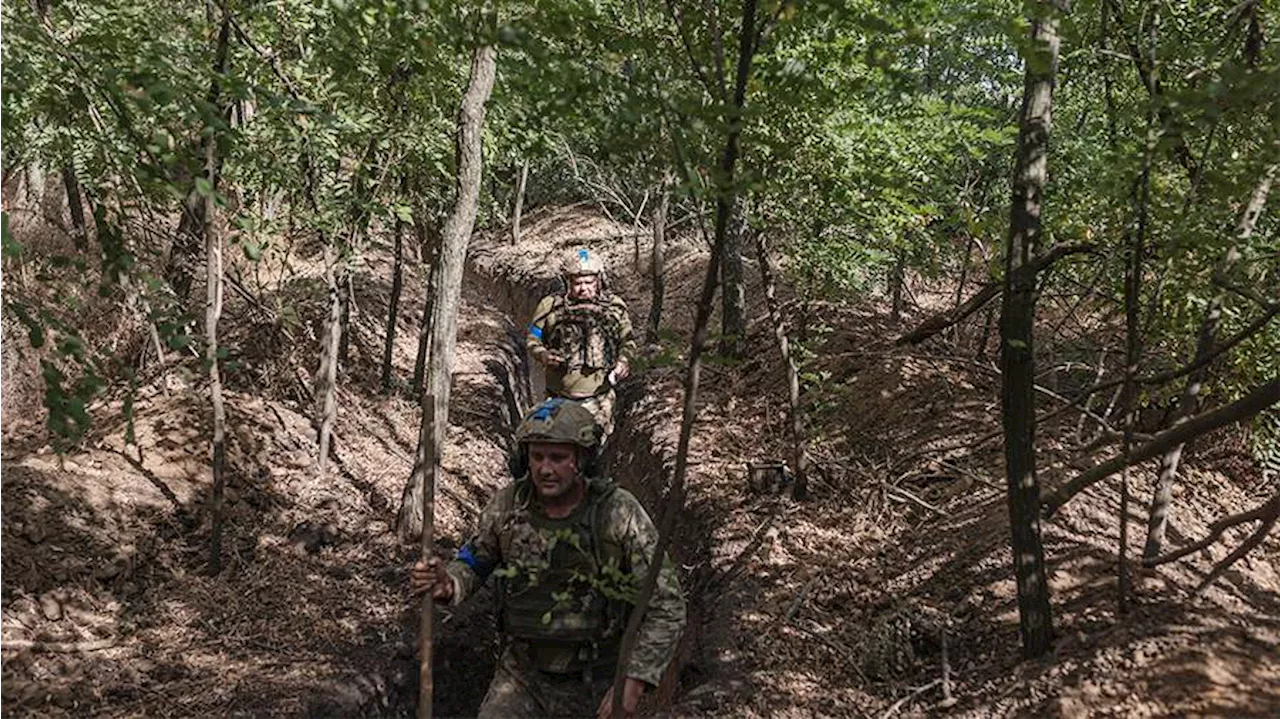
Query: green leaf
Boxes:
[
  {"xmin": 1, "ymin": 213, "xmax": 21, "ymax": 259},
  {"xmin": 195, "ymin": 177, "xmax": 214, "ymax": 197}
]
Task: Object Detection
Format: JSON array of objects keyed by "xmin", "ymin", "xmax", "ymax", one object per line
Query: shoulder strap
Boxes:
[{"xmin": 584, "ymin": 478, "xmax": 620, "ymax": 569}]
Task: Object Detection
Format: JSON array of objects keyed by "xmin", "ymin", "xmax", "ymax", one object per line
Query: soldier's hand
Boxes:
[
  {"xmin": 410, "ymin": 558, "xmax": 453, "ymax": 602},
  {"xmin": 613, "ymin": 357, "xmax": 630, "ymax": 381},
  {"xmin": 544, "ymin": 351, "xmax": 567, "ymax": 368},
  {"xmin": 596, "ymin": 677, "xmax": 644, "ymax": 719}
]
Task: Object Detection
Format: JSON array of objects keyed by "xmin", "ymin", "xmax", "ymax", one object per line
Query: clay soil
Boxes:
[{"xmin": 3, "ymin": 205, "xmax": 1278, "ymax": 718}]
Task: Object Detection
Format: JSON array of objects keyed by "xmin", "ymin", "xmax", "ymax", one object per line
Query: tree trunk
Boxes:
[
  {"xmin": 315, "ymin": 252, "xmax": 343, "ymax": 478},
  {"xmin": 999, "ymin": 3, "xmax": 1060, "ymax": 659},
  {"xmin": 417, "ymin": 397, "xmax": 440, "ymax": 719},
  {"xmin": 62, "ymin": 165, "xmax": 87, "ymax": 252},
  {"xmin": 720, "ymin": 200, "xmax": 746, "ymax": 356},
  {"xmin": 511, "ymin": 160, "xmax": 528, "ymax": 244},
  {"xmin": 890, "ymin": 251, "xmax": 906, "ymax": 323},
  {"xmin": 614, "ymin": 0, "xmax": 761, "ymax": 713},
  {"xmin": 1143, "ymin": 164, "xmax": 1275, "ymax": 560},
  {"xmin": 710, "ymin": 0, "xmax": 761, "ymax": 361},
  {"xmin": 1118, "ymin": 115, "xmax": 1154, "ymax": 614},
  {"xmin": 201, "ymin": 1, "xmax": 231, "ymax": 575},
  {"xmin": 755, "ymin": 230, "xmax": 808, "ymax": 500},
  {"xmin": 382, "ymin": 195, "xmax": 408, "ymax": 392},
  {"xmin": 398, "ymin": 41, "xmax": 498, "ymax": 540},
  {"xmin": 412, "ymin": 234, "xmax": 441, "ymax": 397},
  {"xmin": 338, "ymin": 265, "xmax": 353, "ymax": 365},
  {"xmin": 167, "ymin": 11, "xmax": 232, "ymax": 305},
  {"xmin": 647, "ymin": 178, "xmax": 670, "ymax": 343}
]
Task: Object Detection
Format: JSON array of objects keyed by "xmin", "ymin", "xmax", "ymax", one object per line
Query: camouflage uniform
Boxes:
[
  {"xmin": 527, "ymin": 249, "xmax": 635, "ymax": 439},
  {"xmin": 443, "ymin": 477, "xmax": 685, "ymax": 718}
]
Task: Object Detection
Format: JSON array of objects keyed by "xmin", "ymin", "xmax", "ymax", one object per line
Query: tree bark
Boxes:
[
  {"xmin": 62, "ymin": 165, "xmax": 87, "ymax": 252},
  {"xmin": 417, "ymin": 397, "xmax": 440, "ymax": 719},
  {"xmin": 647, "ymin": 178, "xmax": 670, "ymax": 343},
  {"xmin": 382, "ymin": 190, "xmax": 408, "ymax": 392},
  {"xmin": 890, "ymin": 251, "xmax": 906, "ymax": 323},
  {"xmin": 167, "ymin": 10, "xmax": 232, "ymax": 304},
  {"xmin": 398, "ymin": 41, "xmax": 498, "ymax": 540},
  {"xmin": 999, "ymin": 2, "xmax": 1061, "ymax": 659},
  {"xmin": 1143, "ymin": 164, "xmax": 1276, "ymax": 560},
  {"xmin": 711, "ymin": 0, "xmax": 761, "ymax": 360},
  {"xmin": 720, "ymin": 199, "xmax": 746, "ymax": 356},
  {"xmin": 511, "ymin": 160, "xmax": 528, "ymax": 244},
  {"xmin": 755, "ymin": 230, "xmax": 808, "ymax": 500},
  {"xmin": 315, "ymin": 251, "xmax": 342, "ymax": 478},
  {"xmin": 202, "ymin": 1, "xmax": 231, "ymax": 575}
]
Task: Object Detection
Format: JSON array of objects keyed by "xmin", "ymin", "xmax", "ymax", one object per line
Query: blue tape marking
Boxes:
[
  {"xmin": 531, "ymin": 398, "xmax": 562, "ymax": 420},
  {"xmin": 528, "ymin": 324, "xmax": 543, "ymax": 339},
  {"xmin": 457, "ymin": 543, "xmax": 496, "ymax": 579},
  {"xmin": 578, "ymin": 248, "xmax": 590, "ymax": 261}
]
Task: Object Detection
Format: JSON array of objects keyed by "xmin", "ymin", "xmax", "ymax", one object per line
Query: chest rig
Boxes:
[{"xmin": 496, "ymin": 477, "xmax": 631, "ymax": 671}]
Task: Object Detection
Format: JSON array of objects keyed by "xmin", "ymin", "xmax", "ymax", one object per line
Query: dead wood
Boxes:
[
  {"xmin": 1144, "ymin": 492, "xmax": 1279, "ymax": 569},
  {"xmin": 1, "ymin": 639, "xmax": 117, "ymax": 653},
  {"xmin": 878, "ymin": 679, "xmax": 942, "ymax": 719},
  {"xmin": 1043, "ymin": 379, "xmax": 1280, "ymax": 516},
  {"xmin": 895, "ymin": 243, "xmax": 1094, "ymax": 346}
]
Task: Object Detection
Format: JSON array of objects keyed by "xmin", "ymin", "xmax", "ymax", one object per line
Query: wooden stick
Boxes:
[
  {"xmin": 878, "ymin": 679, "xmax": 942, "ymax": 719},
  {"xmin": 418, "ymin": 398, "xmax": 437, "ymax": 719}
]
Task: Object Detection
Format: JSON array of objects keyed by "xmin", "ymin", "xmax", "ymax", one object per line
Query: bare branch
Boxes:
[
  {"xmin": 1043, "ymin": 379, "xmax": 1280, "ymax": 516},
  {"xmin": 895, "ymin": 243, "xmax": 1095, "ymax": 346}
]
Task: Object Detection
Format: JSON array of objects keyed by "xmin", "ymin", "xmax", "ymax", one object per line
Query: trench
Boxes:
[{"xmin": 399, "ymin": 247, "xmax": 717, "ymax": 718}]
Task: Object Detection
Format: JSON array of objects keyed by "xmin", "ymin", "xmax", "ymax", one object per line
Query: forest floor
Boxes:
[{"xmin": 2, "ymin": 205, "xmax": 1279, "ymax": 718}]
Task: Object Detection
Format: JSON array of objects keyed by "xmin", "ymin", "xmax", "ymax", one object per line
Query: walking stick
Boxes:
[{"xmin": 418, "ymin": 397, "xmax": 438, "ymax": 719}]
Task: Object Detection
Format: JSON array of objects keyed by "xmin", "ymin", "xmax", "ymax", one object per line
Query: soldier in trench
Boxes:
[
  {"xmin": 411, "ymin": 398, "xmax": 686, "ymax": 718},
  {"xmin": 526, "ymin": 248, "xmax": 635, "ymax": 440}
]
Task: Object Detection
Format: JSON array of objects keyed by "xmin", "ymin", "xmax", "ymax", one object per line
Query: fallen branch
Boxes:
[
  {"xmin": 785, "ymin": 575, "xmax": 820, "ymax": 622},
  {"xmin": 1144, "ymin": 492, "xmax": 1279, "ymax": 569},
  {"xmin": 1043, "ymin": 379, "xmax": 1280, "ymax": 516},
  {"xmin": 1, "ymin": 638, "xmax": 117, "ymax": 653},
  {"xmin": 1193, "ymin": 501, "xmax": 1278, "ymax": 595},
  {"xmin": 878, "ymin": 679, "xmax": 942, "ymax": 719},
  {"xmin": 895, "ymin": 244, "xmax": 1094, "ymax": 346},
  {"xmin": 883, "ymin": 483, "xmax": 946, "ymax": 516}
]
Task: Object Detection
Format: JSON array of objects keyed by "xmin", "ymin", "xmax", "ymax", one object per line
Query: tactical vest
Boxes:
[
  {"xmin": 540, "ymin": 296, "xmax": 626, "ymax": 373},
  {"xmin": 499, "ymin": 478, "xmax": 629, "ymax": 652}
]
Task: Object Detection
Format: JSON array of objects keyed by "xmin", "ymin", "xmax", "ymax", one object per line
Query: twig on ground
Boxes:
[
  {"xmin": 882, "ymin": 483, "xmax": 946, "ymax": 516},
  {"xmin": 1, "ymin": 638, "xmax": 118, "ymax": 653},
  {"xmin": 878, "ymin": 679, "xmax": 942, "ymax": 719},
  {"xmin": 940, "ymin": 625, "xmax": 957, "ymax": 708},
  {"xmin": 785, "ymin": 575, "xmax": 820, "ymax": 622}
]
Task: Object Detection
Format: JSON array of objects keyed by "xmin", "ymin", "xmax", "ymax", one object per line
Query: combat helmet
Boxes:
[
  {"xmin": 563, "ymin": 247, "xmax": 605, "ymax": 277},
  {"xmin": 511, "ymin": 398, "xmax": 602, "ymax": 477}
]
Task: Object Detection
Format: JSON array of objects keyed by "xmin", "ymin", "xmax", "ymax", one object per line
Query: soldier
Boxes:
[
  {"xmin": 411, "ymin": 398, "xmax": 686, "ymax": 718},
  {"xmin": 527, "ymin": 248, "xmax": 635, "ymax": 439}
]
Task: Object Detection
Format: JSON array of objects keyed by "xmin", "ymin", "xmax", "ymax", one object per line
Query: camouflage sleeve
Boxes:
[
  {"xmin": 443, "ymin": 485, "xmax": 513, "ymax": 605},
  {"xmin": 612, "ymin": 296, "xmax": 637, "ymax": 359},
  {"xmin": 527, "ymin": 296, "xmax": 556, "ymax": 363},
  {"xmin": 604, "ymin": 489, "xmax": 686, "ymax": 687}
]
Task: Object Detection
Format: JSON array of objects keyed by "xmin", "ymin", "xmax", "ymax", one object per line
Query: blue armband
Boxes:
[
  {"xmin": 528, "ymin": 324, "xmax": 543, "ymax": 339},
  {"xmin": 457, "ymin": 543, "xmax": 496, "ymax": 580}
]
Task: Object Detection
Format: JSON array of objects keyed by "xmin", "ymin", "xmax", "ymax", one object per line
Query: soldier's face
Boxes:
[
  {"xmin": 527, "ymin": 441, "xmax": 582, "ymax": 500},
  {"xmin": 568, "ymin": 274, "xmax": 600, "ymax": 300}
]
